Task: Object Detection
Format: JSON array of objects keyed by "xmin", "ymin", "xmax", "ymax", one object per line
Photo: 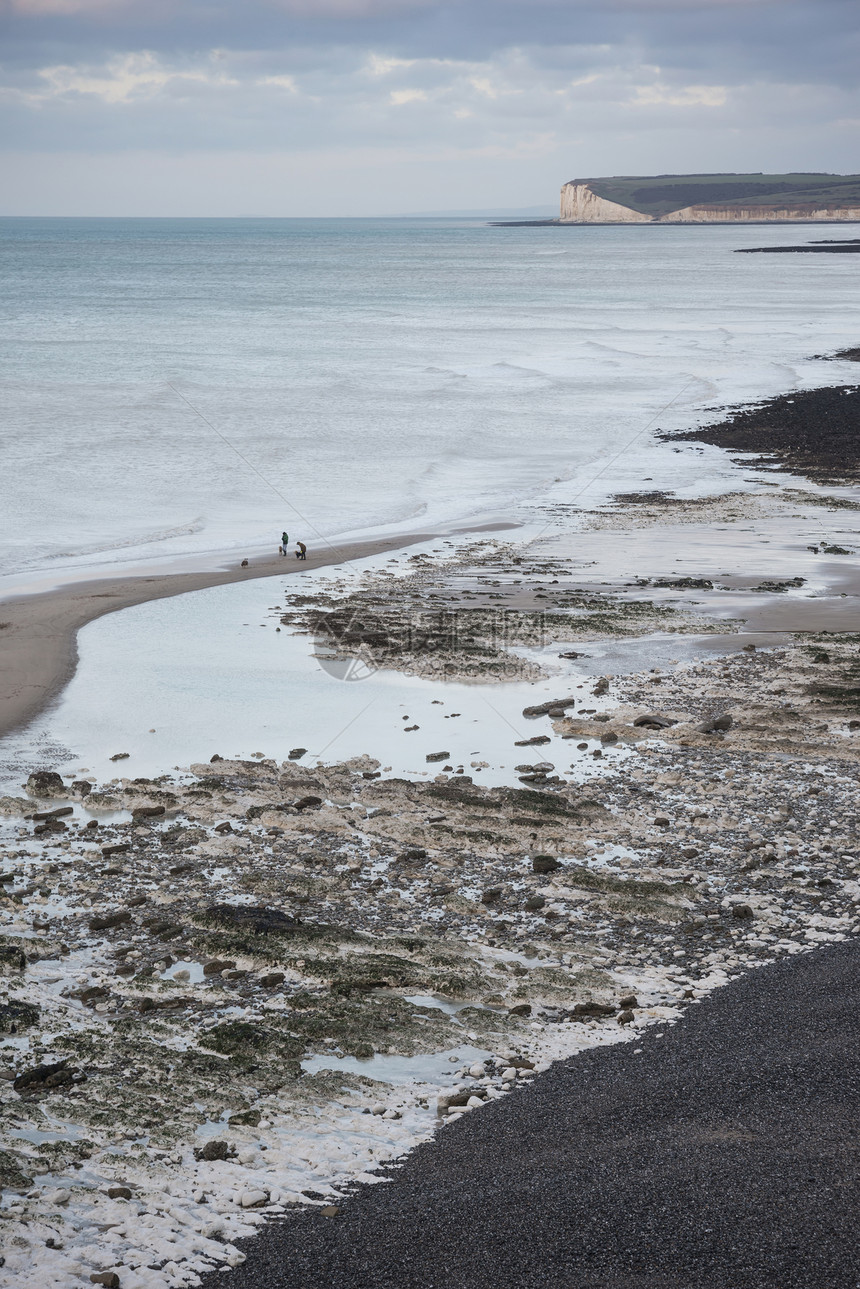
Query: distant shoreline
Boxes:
[{"xmin": 490, "ymin": 218, "xmax": 860, "ymax": 227}]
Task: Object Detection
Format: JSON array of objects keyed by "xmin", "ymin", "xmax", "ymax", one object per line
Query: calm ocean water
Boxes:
[{"xmin": 1, "ymin": 216, "xmax": 857, "ymax": 584}]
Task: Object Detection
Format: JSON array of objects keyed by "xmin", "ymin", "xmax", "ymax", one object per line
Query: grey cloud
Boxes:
[
  {"xmin": 0, "ymin": 0, "xmax": 857, "ymax": 184},
  {"xmin": 2, "ymin": 0, "xmax": 857, "ymax": 82}
]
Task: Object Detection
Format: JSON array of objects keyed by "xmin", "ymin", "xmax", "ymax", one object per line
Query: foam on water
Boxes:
[{"xmin": 1, "ymin": 217, "xmax": 858, "ymax": 590}]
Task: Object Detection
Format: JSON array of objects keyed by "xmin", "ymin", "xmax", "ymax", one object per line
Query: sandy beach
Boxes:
[{"xmin": 0, "ymin": 524, "xmax": 517, "ymax": 745}]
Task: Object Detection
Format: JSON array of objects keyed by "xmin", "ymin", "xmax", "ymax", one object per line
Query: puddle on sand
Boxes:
[
  {"xmin": 10, "ymin": 1124, "xmax": 86, "ymax": 1146},
  {"xmin": 401, "ymin": 992, "xmax": 505, "ymax": 1018},
  {"xmin": 301, "ymin": 1044, "xmax": 494, "ymax": 1085}
]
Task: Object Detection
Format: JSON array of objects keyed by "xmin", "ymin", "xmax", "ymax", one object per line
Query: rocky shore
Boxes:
[
  {"xmin": 665, "ymin": 366, "xmax": 860, "ymax": 484},
  {"xmin": 1, "ymin": 364, "xmax": 859, "ymax": 1288},
  {"xmin": 0, "ymin": 630, "xmax": 858, "ymax": 1286}
]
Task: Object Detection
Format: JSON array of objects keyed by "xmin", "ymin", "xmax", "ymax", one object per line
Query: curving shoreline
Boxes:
[{"xmin": 0, "ymin": 525, "xmax": 515, "ymax": 745}]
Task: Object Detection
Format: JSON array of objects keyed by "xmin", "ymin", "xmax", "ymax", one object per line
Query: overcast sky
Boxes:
[{"xmin": 1, "ymin": 0, "xmax": 858, "ymax": 215}]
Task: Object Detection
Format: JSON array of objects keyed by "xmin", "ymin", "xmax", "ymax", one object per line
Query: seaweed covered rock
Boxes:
[
  {"xmin": 0, "ymin": 1147, "xmax": 33, "ymax": 1191},
  {"xmin": 202, "ymin": 904, "xmax": 303, "ymax": 935},
  {"xmin": 0, "ymin": 1001, "xmax": 39, "ymax": 1033},
  {"xmin": 25, "ymin": 769, "xmax": 65, "ymax": 798}
]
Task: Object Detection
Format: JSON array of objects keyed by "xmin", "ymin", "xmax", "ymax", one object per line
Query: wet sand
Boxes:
[{"xmin": 0, "ymin": 525, "xmax": 515, "ymax": 744}]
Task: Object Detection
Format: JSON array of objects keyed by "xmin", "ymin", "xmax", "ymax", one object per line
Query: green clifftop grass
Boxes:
[{"xmin": 569, "ymin": 173, "xmax": 860, "ymax": 217}]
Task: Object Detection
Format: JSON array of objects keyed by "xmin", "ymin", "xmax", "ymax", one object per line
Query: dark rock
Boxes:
[
  {"xmin": 229, "ymin": 1109, "xmax": 262, "ymax": 1126},
  {"xmin": 260, "ymin": 971, "xmax": 285, "ymax": 987},
  {"xmin": 288, "ymin": 748, "xmax": 307, "ymax": 760},
  {"xmin": 214, "ymin": 821, "xmax": 234, "ymax": 834},
  {"xmin": 523, "ymin": 698, "xmax": 577, "ymax": 719},
  {"xmin": 593, "ymin": 677, "xmax": 609, "ymax": 695},
  {"xmin": 131, "ymin": 805, "xmax": 165, "ymax": 820},
  {"xmin": 653, "ymin": 575, "xmax": 714, "ymax": 589},
  {"xmin": 13, "ymin": 1059, "xmax": 74, "ymax": 1091},
  {"xmin": 654, "ymin": 815, "xmax": 670, "ymax": 826},
  {"xmin": 72, "ymin": 781, "xmax": 92, "ymax": 796},
  {"xmin": 204, "ymin": 904, "xmax": 302, "ymax": 936},
  {"xmin": 481, "ymin": 887, "xmax": 503, "ymax": 904},
  {"xmin": 425, "ymin": 752, "xmax": 450, "ymax": 763},
  {"xmin": 699, "ymin": 713, "xmax": 733, "ymax": 733},
  {"xmin": 524, "ymin": 894, "xmax": 546, "ymax": 911},
  {"xmin": 89, "ymin": 911, "xmax": 132, "ymax": 932},
  {"xmin": 29, "ymin": 806, "xmax": 73, "ymax": 822},
  {"xmin": 508, "ymin": 1003, "xmax": 532, "ymax": 1017},
  {"xmin": 126, "ymin": 895, "xmax": 147, "ymax": 908},
  {"xmin": 397, "ymin": 847, "xmax": 427, "ymax": 865},
  {"xmin": 107, "ymin": 1186, "xmax": 133, "ymax": 1200},
  {"xmin": 90, "ymin": 1272, "xmax": 120, "ymax": 1287},
  {"xmin": 619, "ymin": 995, "xmax": 639, "ymax": 1009},
  {"xmin": 618, "ymin": 1009, "xmax": 635, "ymax": 1025},
  {"xmin": 25, "ymin": 770, "xmax": 65, "ymax": 798},
  {"xmin": 600, "ymin": 731, "xmax": 619, "ymax": 745},
  {"xmin": 532, "ymin": 855, "xmax": 560, "ymax": 874},
  {"xmin": 101, "ymin": 844, "xmax": 131, "ymax": 858},
  {"xmin": 0, "ymin": 1001, "xmax": 39, "ymax": 1033},
  {"xmin": 320, "ymin": 1205, "xmax": 340, "ymax": 1218},
  {"xmin": 750, "ymin": 578, "xmax": 805, "ymax": 593},
  {"xmin": 203, "ymin": 959, "xmax": 236, "ymax": 976},
  {"xmin": 34, "ymin": 819, "xmax": 67, "ymax": 835},
  {"xmin": 293, "ymin": 795, "xmax": 323, "ymax": 811},
  {"xmin": 633, "ymin": 714, "xmax": 676, "ymax": 729},
  {"xmin": 514, "ymin": 735, "xmax": 552, "ymax": 747},
  {"xmin": 732, "ymin": 903, "xmax": 755, "ymax": 920},
  {"xmin": 573, "ymin": 1002, "xmax": 616, "ymax": 1018},
  {"xmin": 0, "ymin": 1148, "xmax": 33, "ymax": 1191},
  {"xmin": 78, "ymin": 985, "xmax": 110, "ymax": 1005},
  {"xmin": 109, "ymin": 753, "xmax": 130, "ymax": 762},
  {"xmin": 0, "ymin": 943, "xmax": 27, "ymax": 971}
]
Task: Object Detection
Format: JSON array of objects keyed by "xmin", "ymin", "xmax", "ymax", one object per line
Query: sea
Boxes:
[
  {"xmin": 1, "ymin": 216, "xmax": 858, "ymax": 782},
  {"xmin": 2, "ymin": 216, "xmax": 858, "ymax": 591}
]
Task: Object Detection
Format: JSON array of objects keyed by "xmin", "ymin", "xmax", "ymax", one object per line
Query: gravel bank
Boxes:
[{"xmin": 212, "ymin": 936, "xmax": 860, "ymax": 1289}]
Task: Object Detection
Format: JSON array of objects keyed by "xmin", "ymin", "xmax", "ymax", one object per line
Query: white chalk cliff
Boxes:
[
  {"xmin": 559, "ymin": 183, "xmax": 651, "ymax": 223},
  {"xmin": 560, "ymin": 180, "xmax": 860, "ymax": 224},
  {"xmin": 660, "ymin": 203, "xmax": 860, "ymax": 223}
]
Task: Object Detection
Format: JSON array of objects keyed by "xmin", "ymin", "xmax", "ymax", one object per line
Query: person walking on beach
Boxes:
[
  {"xmin": 296, "ymin": 541, "xmax": 307, "ymax": 560},
  {"xmin": 280, "ymin": 531, "xmax": 289, "ymax": 556}
]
